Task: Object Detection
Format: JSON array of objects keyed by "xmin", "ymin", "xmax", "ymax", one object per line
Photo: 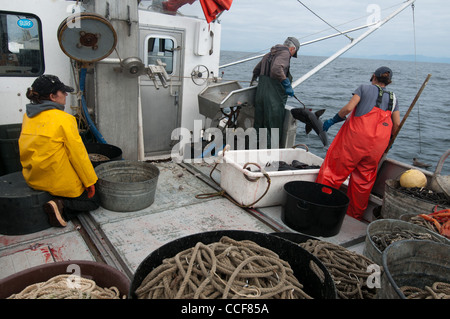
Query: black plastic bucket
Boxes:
[
  {"xmin": 84, "ymin": 143, "xmax": 122, "ymax": 167},
  {"xmin": 129, "ymin": 230, "xmax": 336, "ymax": 299},
  {"xmin": 0, "ymin": 123, "xmax": 22, "ymax": 176},
  {"xmin": 0, "ymin": 172, "xmax": 52, "ymax": 235},
  {"xmin": 282, "ymin": 181, "xmax": 349, "ymax": 237},
  {"xmin": 270, "ymin": 231, "xmax": 318, "ymax": 244}
]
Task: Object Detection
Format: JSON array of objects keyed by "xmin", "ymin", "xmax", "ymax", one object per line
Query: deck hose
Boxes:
[{"xmin": 79, "ymin": 68, "xmax": 107, "ymax": 144}]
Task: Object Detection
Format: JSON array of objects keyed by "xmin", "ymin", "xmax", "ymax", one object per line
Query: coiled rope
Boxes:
[
  {"xmin": 401, "ymin": 282, "xmax": 450, "ymax": 299},
  {"xmin": 370, "ymin": 227, "xmax": 438, "ymax": 252},
  {"xmin": 135, "ymin": 236, "xmax": 311, "ymax": 299},
  {"xmin": 299, "ymin": 239, "xmax": 377, "ymax": 299},
  {"xmin": 408, "ymin": 215, "xmax": 441, "ymax": 233},
  {"xmin": 7, "ymin": 274, "xmax": 123, "ymax": 299}
]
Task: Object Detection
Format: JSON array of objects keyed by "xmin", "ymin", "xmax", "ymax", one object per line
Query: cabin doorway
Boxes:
[{"xmin": 139, "ymin": 27, "xmax": 183, "ymax": 157}]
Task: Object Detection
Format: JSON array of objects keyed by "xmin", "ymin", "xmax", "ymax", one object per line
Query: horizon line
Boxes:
[{"xmin": 220, "ymin": 49, "xmax": 450, "ymax": 64}]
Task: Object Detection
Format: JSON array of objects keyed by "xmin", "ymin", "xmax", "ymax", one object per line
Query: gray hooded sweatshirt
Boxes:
[{"xmin": 26, "ymin": 101, "xmax": 65, "ymax": 118}]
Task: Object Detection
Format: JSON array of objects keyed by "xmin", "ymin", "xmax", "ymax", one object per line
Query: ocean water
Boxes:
[{"xmin": 219, "ymin": 51, "xmax": 450, "ymax": 175}]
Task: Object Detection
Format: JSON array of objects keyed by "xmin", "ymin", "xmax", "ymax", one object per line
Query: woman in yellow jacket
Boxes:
[{"xmin": 19, "ymin": 75, "xmax": 99, "ymax": 227}]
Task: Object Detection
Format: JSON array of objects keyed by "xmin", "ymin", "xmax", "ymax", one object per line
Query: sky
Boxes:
[{"xmin": 201, "ymin": 0, "xmax": 449, "ymax": 61}]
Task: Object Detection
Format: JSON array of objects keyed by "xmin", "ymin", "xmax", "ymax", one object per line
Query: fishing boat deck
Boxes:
[{"xmin": 0, "ymin": 161, "xmax": 369, "ymax": 281}]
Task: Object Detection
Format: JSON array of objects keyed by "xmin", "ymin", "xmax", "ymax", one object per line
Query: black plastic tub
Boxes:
[
  {"xmin": 129, "ymin": 230, "xmax": 337, "ymax": 299},
  {"xmin": 0, "ymin": 172, "xmax": 52, "ymax": 235},
  {"xmin": 0, "ymin": 123, "xmax": 22, "ymax": 176},
  {"xmin": 270, "ymin": 231, "xmax": 318, "ymax": 244},
  {"xmin": 282, "ymin": 181, "xmax": 349, "ymax": 237},
  {"xmin": 84, "ymin": 142, "xmax": 122, "ymax": 167}
]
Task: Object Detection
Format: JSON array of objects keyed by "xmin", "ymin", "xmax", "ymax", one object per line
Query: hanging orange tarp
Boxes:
[
  {"xmin": 199, "ymin": 0, "xmax": 233, "ymax": 23},
  {"xmin": 162, "ymin": 0, "xmax": 196, "ymax": 13}
]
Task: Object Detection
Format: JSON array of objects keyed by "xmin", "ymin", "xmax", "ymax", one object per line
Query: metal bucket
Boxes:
[
  {"xmin": 400, "ymin": 212, "xmax": 443, "ymax": 234},
  {"xmin": 129, "ymin": 230, "xmax": 337, "ymax": 299},
  {"xmin": 282, "ymin": 181, "xmax": 349, "ymax": 237},
  {"xmin": 95, "ymin": 160, "xmax": 159, "ymax": 212},
  {"xmin": 0, "ymin": 260, "xmax": 130, "ymax": 299},
  {"xmin": 363, "ymin": 219, "xmax": 450, "ymax": 266},
  {"xmin": 381, "ymin": 179, "xmax": 448, "ymax": 219},
  {"xmin": 379, "ymin": 240, "xmax": 450, "ymax": 299}
]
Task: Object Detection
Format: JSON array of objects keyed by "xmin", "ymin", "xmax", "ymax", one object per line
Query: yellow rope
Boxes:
[{"xmin": 7, "ymin": 274, "xmax": 125, "ymax": 299}]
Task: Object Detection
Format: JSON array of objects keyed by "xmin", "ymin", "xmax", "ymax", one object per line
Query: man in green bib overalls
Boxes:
[{"xmin": 251, "ymin": 37, "xmax": 300, "ymax": 148}]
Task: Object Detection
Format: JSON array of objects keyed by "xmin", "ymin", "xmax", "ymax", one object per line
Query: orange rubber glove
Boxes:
[{"xmin": 86, "ymin": 185, "xmax": 95, "ymax": 198}]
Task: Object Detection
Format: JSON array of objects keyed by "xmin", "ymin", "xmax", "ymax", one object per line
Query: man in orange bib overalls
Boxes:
[{"xmin": 316, "ymin": 67, "xmax": 400, "ymax": 220}]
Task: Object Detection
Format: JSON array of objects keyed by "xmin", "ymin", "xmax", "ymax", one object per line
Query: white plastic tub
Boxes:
[{"xmin": 219, "ymin": 147, "xmax": 323, "ymax": 208}]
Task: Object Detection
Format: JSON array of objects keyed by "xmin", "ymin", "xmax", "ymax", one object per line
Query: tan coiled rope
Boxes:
[
  {"xmin": 135, "ymin": 236, "xmax": 312, "ymax": 299},
  {"xmin": 299, "ymin": 239, "xmax": 378, "ymax": 299},
  {"xmin": 7, "ymin": 274, "xmax": 124, "ymax": 299},
  {"xmin": 401, "ymin": 282, "xmax": 450, "ymax": 299},
  {"xmin": 370, "ymin": 227, "xmax": 438, "ymax": 252}
]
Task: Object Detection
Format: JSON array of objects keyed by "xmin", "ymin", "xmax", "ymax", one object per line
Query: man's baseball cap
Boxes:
[
  {"xmin": 286, "ymin": 36, "xmax": 300, "ymax": 58},
  {"xmin": 31, "ymin": 75, "xmax": 74, "ymax": 96},
  {"xmin": 372, "ymin": 66, "xmax": 393, "ymax": 81}
]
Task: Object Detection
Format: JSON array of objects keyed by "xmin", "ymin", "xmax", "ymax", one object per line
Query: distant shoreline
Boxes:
[
  {"xmin": 221, "ymin": 50, "xmax": 450, "ymax": 64},
  {"xmin": 342, "ymin": 54, "xmax": 450, "ymax": 64}
]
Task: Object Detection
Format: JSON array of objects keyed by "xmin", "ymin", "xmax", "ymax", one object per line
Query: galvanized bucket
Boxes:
[
  {"xmin": 379, "ymin": 240, "xmax": 450, "ymax": 299},
  {"xmin": 380, "ymin": 179, "xmax": 448, "ymax": 219},
  {"xmin": 95, "ymin": 160, "xmax": 159, "ymax": 212},
  {"xmin": 363, "ymin": 219, "xmax": 450, "ymax": 266}
]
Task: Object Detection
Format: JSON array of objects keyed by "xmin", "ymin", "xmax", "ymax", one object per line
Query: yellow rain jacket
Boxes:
[{"xmin": 19, "ymin": 109, "xmax": 97, "ymax": 198}]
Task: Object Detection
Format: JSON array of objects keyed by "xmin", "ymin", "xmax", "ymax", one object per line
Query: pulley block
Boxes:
[{"xmin": 57, "ymin": 12, "xmax": 117, "ymax": 63}]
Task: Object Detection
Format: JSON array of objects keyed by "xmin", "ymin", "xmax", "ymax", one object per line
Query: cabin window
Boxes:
[
  {"xmin": 146, "ymin": 36, "xmax": 175, "ymax": 74},
  {"xmin": 0, "ymin": 11, "xmax": 44, "ymax": 77}
]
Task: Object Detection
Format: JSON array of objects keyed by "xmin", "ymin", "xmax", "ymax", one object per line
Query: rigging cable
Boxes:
[
  {"xmin": 219, "ymin": 2, "xmax": 407, "ymax": 73},
  {"xmin": 411, "ymin": 3, "xmax": 422, "ymax": 153},
  {"xmin": 296, "ymin": 0, "xmax": 353, "ymax": 42}
]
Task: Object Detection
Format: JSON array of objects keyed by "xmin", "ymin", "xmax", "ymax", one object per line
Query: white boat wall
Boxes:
[
  {"xmin": 1, "ymin": 0, "xmax": 225, "ymax": 161},
  {"xmin": 1, "ymin": 0, "xmax": 73, "ymax": 126}
]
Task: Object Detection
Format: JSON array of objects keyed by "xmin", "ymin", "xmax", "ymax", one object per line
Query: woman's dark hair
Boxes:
[
  {"xmin": 376, "ymin": 71, "xmax": 392, "ymax": 85},
  {"xmin": 26, "ymin": 88, "xmax": 51, "ymax": 104}
]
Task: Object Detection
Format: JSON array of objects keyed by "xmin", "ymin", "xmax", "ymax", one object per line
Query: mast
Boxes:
[
  {"xmin": 219, "ymin": 0, "xmax": 416, "ymax": 88},
  {"xmin": 219, "ymin": 23, "xmax": 377, "ymax": 69}
]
